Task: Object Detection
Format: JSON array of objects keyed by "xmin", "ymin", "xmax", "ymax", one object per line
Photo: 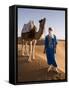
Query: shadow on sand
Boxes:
[{"xmin": 17, "ymin": 56, "xmax": 65, "ymax": 82}]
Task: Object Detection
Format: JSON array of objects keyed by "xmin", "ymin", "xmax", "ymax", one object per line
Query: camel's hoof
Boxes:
[
  {"xmin": 32, "ymin": 58, "xmax": 35, "ymax": 60},
  {"xmin": 28, "ymin": 60, "xmax": 32, "ymax": 62},
  {"xmin": 32, "ymin": 57, "xmax": 35, "ymax": 60},
  {"xmin": 28, "ymin": 58, "xmax": 32, "ymax": 62},
  {"xmin": 21, "ymin": 52, "xmax": 24, "ymax": 56},
  {"xmin": 22, "ymin": 54, "xmax": 24, "ymax": 56}
]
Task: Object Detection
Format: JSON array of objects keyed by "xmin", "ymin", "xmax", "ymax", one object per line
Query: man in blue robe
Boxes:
[{"xmin": 44, "ymin": 27, "xmax": 58, "ymax": 72}]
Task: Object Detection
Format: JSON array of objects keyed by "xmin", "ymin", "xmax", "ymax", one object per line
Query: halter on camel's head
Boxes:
[{"xmin": 39, "ymin": 18, "xmax": 46, "ymax": 30}]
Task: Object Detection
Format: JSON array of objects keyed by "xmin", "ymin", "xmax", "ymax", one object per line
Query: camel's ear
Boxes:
[
  {"xmin": 39, "ymin": 19, "xmax": 42, "ymax": 23},
  {"xmin": 39, "ymin": 18, "xmax": 46, "ymax": 23},
  {"xmin": 44, "ymin": 18, "xmax": 46, "ymax": 21}
]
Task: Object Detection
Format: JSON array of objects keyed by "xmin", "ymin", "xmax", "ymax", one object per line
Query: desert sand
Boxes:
[{"xmin": 17, "ymin": 40, "xmax": 65, "ymax": 82}]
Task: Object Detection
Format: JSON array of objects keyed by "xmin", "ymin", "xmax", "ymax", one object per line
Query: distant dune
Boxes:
[{"xmin": 18, "ymin": 37, "xmax": 65, "ymax": 45}]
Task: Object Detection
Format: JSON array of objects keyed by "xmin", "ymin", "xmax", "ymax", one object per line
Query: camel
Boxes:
[{"xmin": 21, "ymin": 18, "xmax": 46, "ymax": 61}]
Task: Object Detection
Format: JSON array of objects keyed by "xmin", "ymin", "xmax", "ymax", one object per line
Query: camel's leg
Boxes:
[
  {"xmin": 27, "ymin": 41, "xmax": 29, "ymax": 56},
  {"xmin": 28, "ymin": 41, "xmax": 32, "ymax": 62},
  {"xmin": 24, "ymin": 41, "xmax": 29, "ymax": 55},
  {"xmin": 26, "ymin": 41, "xmax": 29, "ymax": 56},
  {"xmin": 24, "ymin": 41, "xmax": 26, "ymax": 55},
  {"xmin": 32, "ymin": 40, "xmax": 37, "ymax": 60},
  {"xmin": 21, "ymin": 39, "xmax": 24, "ymax": 56}
]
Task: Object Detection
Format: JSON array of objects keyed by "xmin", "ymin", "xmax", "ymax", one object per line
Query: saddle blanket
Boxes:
[{"xmin": 22, "ymin": 21, "xmax": 34, "ymax": 33}]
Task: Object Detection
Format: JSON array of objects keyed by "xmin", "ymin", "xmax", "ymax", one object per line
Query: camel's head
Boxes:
[{"xmin": 39, "ymin": 18, "xmax": 46, "ymax": 26}]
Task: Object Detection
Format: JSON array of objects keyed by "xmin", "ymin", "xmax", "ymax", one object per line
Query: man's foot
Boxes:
[
  {"xmin": 53, "ymin": 67, "xmax": 59, "ymax": 73},
  {"xmin": 48, "ymin": 65, "xmax": 52, "ymax": 72},
  {"xmin": 55, "ymin": 68, "xmax": 59, "ymax": 73}
]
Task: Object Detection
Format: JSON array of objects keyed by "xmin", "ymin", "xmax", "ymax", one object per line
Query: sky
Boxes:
[{"xmin": 18, "ymin": 8, "xmax": 65, "ymax": 40}]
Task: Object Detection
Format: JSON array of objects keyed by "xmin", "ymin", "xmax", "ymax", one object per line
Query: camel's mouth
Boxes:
[{"xmin": 39, "ymin": 18, "xmax": 46, "ymax": 23}]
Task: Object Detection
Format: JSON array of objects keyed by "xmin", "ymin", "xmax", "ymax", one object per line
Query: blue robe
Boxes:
[{"xmin": 45, "ymin": 35, "xmax": 58, "ymax": 67}]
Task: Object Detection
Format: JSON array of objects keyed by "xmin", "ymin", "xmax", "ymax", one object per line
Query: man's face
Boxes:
[{"xmin": 49, "ymin": 30, "xmax": 53, "ymax": 35}]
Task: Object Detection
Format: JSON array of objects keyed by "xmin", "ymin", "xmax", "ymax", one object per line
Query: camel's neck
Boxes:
[{"xmin": 35, "ymin": 23, "xmax": 44, "ymax": 39}]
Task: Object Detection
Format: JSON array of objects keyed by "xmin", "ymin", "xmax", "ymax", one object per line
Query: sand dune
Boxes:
[{"xmin": 17, "ymin": 40, "xmax": 65, "ymax": 82}]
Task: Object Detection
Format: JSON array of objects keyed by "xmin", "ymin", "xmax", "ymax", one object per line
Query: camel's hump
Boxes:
[{"xmin": 22, "ymin": 21, "xmax": 34, "ymax": 33}]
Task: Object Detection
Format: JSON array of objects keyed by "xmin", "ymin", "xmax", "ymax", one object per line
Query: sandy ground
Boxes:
[{"xmin": 17, "ymin": 40, "xmax": 65, "ymax": 82}]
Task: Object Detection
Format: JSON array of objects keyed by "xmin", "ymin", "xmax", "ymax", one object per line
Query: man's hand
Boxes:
[{"xmin": 54, "ymin": 48, "xmax": 56, "ymax": 53}]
